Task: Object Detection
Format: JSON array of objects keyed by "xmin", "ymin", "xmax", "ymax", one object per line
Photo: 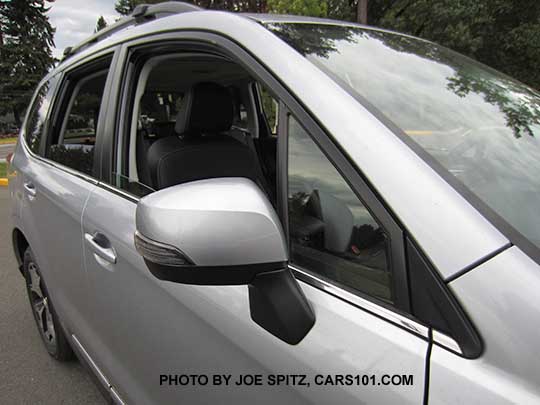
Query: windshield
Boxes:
[{"xmin": 266, "ymin": 22, "xmax": 540, "ymax": 253}]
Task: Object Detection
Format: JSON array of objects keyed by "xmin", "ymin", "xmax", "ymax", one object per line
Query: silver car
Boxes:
[{"xmin": 8, "ymin": 2, "xmax": 540, "ymax": 404}]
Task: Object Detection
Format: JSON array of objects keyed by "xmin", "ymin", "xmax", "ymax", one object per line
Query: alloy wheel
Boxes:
[{"xmin": 26, "ymin": 262, "xmax": 56, "ymax": 348}]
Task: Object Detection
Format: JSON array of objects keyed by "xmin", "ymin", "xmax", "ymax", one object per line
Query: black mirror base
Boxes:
[
  {"xmin": 249, "ymin": 268, "xmax": 315, "ymax": 345},
  {"xmin": 144, "ymin": 259, "xmax": 315, "ymax": 344}
]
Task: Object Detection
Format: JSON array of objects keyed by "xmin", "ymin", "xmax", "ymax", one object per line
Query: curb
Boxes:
[{"xmin": 0, "ymin": 178, "xmax": 8, "ymax": 187}]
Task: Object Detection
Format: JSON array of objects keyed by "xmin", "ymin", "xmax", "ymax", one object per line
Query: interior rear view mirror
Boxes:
[{"xmin": 134, "ymin": 177, "xmax": 315, "ymax": 344}]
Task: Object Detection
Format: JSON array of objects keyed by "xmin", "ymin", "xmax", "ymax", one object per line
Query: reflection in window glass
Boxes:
[
  {"xmin": 288, "ymin": 116, "xmax": 392, "ymax": 303},
  {"xmin": 269, "ymin": 22, "xmax": 540, "ymax": 252},
  {"xmin": 259, "ymin": 85, "xmax": 279, "ymax": 136},
  {"xmin": 25, "ymin": 78, "xmax": 57, "ymax": 155},
  {"xmin": 49, "ymin": 71, "xmax": 108, "ymax": 176},
  {"xmin": 112, "ymin": 172, "xmax": 155, "ymax": 198}
]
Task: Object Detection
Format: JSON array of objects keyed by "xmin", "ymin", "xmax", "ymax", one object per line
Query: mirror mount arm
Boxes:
[
  {"xmin": 249, "ymin": 268, "xmax": 315, "ymax": 345},
  {"xmin": 135, "ymin": 178, "xmax": 316, "ymax": 344},
  {"xmin": 142, "ymin": 251, "xmax": 316, "ymax": 344}
]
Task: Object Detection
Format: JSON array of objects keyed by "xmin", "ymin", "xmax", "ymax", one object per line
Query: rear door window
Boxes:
[
  {"xmin": 24, "ymin": 76, "xmax": 59, "ymax": 155},
  {"xmin": 47, "ymin": 60, "xmax": 111, "ymax": 176}
]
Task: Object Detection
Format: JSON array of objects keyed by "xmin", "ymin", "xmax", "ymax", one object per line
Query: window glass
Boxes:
[
  {"xmin": 259, "ymin": 85, "xmax": 279, "ymax": 136},
  {"xmin": 115, "ymin": 55, "xmax": 259, "ymax": 198},
  {"xmin": 25, "ymin": 77, "xmax": 58, "ymax": 155},
  {"xmin": 49, "ymin": 71, "xmax": 108, "ymax": 176},
  {"xmin": 269, "ymin": 22, "xmax": 540, "ymax": 256},
  {"xmin": 288, "ymin": 116, "xmax": 392, "ymax": 303}
]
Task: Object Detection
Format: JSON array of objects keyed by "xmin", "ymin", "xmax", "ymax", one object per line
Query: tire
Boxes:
[{"xmin": 23, "ymin": 247, "xmax": 74, "ymax": 361}]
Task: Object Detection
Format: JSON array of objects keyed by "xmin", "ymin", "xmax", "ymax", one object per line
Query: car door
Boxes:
[
  {"xmin": 81, "ymin": 180, "xmax": 428, "ymax": 405},
  {"xmin": 79, "ymin": 36, "xmax": 429, "ymax": 405}
]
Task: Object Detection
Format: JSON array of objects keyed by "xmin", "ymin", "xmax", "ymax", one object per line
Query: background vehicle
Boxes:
[{"xmin": 8, "ymin": 2, "xmax": 540, "ymax": 404}]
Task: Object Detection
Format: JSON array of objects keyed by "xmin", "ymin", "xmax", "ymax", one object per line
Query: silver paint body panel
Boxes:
[{"xmin": 429, "ymin": 247, "xmax": 540, "ymax": 404}]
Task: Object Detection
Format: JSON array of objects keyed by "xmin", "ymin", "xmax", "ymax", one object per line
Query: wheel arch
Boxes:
[{"xmin": 12, "ymin": 227, "xmax": 29, "ymax": 276}]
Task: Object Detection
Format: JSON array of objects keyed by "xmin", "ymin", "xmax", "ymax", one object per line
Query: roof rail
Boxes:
[{"xmin": 62, "ymin": 1, "xmax": 202, "ymax": 61}]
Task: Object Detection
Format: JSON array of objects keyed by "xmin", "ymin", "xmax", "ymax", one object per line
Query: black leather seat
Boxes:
[{"xmin": 146, "ymin": 82, "xmax": 264, "ymax": 190}]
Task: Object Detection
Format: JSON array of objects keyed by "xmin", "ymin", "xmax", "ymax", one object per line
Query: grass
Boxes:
[
  {"xmin": 0, "ymin": 137, "xmax": 17, "ymax": 145},
  {"xmin": 0, "ymin": 162, "xmax": 6, "ymax": 178}
]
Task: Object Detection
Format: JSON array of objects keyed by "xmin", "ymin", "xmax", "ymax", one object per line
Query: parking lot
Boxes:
[{"xmin": 0, "ymin": 187, "xmax": 105, "ymax": 404}]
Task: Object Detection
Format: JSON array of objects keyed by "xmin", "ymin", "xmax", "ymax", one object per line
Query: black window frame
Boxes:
[
  {"xmin": 105, "ymin": 31, "xmax": 410, "ymax": 313},
  {"xmin": 281, "ymin": 109, "xmax": 400, "ymax": 306}
]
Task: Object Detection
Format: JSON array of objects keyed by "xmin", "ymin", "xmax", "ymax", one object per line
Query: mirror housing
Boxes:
[{"xmin": 135, "ymin": 178, "xmax": 314, "ymax": 344}]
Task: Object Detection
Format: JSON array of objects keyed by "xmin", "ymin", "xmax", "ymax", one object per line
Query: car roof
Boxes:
[
  {"xmin": 242, "ymin": 13, "xmax": 365, "ymax": 26},
  {"xmin": 55, "ymin": 4, "xmax": 407, "ymax": 72}
]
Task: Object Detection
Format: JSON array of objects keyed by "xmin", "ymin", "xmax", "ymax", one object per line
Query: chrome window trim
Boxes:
[
  {"xmin": 97, "ymin": 181, "xmax": 140, "ymax": 203},
  {"xmin": 289, "ymin": 264, "xmax": 429, "ymax": 339},
  {"xmin": 20, "ymin": 138, "xmax": 99, "ymax": 185},
  {"xmin": 432, "ymin": 329, "xmax": 463, "ymax": 355},
  {"xmin": 60, "ymin": 170, "xmax": 430, "ymax": 341},
  {"xmin": 74, "ymin": 180, "xmax": 465, "ymax": 354}
]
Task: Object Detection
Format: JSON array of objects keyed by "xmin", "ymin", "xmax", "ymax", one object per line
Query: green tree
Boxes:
[
  {"xmin": 372, "ymin": 0, "xmax": 540, "ymax": 90},
  {"xmin": 115, "ymin": 0, "xmax": 267, "ymax": 15},
  {"xmin": 326, "ymin": 0, "xmax": 355, "ymax": 21},
  {"xmin": 115, "ymin": 0, "xmax": 163, "ymax": 16},
  {"xmin": 0, "ymin": 0, "xmax": 55, "ymax": 127},
  {"xmin": 95, "ymin": 15, "xmax": 107, "ymax": 32},
  {"xmin": 268, "ymin": 0, "xmax": 328, "ymax": 17}
]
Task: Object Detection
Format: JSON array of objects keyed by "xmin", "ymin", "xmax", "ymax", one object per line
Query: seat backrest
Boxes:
[{"xmin": 146, "ymin": 82, "xmax": 262, "ymax": 190}]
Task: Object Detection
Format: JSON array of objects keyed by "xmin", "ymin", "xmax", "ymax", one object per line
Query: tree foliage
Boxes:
[
  {"xmin": 185, "ymin": 1, "xmax": 267, "ymax": 12},
  {"xmin": 265, "ymin": 0, "xmax": 540, "ymax": 90},
  {"xmin": 115, "ymin": 0, "xmax": 268, "ymax": 15},
  {"xmin": 95, "ymin": 15, "xmax": 107, "ymax": 32},
  {"xmin": 0, "ymin": 0, "xmax": 55, "ymax": 126},
  {"xmin": 268, "ymin": 0, "xmax": 328, "ymax": 17},
  {"xmin": 115, "ymin": 0, "xmax": 163, "ymax": 15},
  {"xmin": 325, "ymin": 0, "xmax": 540, "ymax": 90},
  {"xmin": 271, "ymin": 21, "xmax": 540, "ymax": 138},
  {"xmin": 375, "ymin": 1, "xmax": 539, "ymax": 87}
]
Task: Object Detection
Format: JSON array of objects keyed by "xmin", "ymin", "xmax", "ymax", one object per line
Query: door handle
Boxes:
[
  {"xmin": 84, "ymin": 232, "xmax": 117, "ymax": 264},
  {"xmin": 23, "ymin": 182, "xmax": 37, "ymax": 199}
]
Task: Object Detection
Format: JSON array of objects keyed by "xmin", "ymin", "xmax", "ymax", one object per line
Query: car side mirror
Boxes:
[{"xmin": 134, "ymin": 178, "xmax": 315, "ymax": 344}]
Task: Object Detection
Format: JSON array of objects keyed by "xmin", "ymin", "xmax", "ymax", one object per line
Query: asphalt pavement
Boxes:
[
  {"xmin": 0, "ymin": 144, "xmax": 14, "ymax": 160},
  {"xmin": 0, "ymin": 187, "xmax": 106, "ymax": 404}
]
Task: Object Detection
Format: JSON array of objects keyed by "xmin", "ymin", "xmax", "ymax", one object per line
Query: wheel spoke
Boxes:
[
  {"xmin": 45, "ymin": 304, "xmax": 55, "ymax": 337},
  {"xmin": 26, "ymin": 261, "xmax": 56, "ymax": 346},
  {"xmin": 34, "ymin": 298, "xmax": 45, "ymax": 318},
  {"xmin": 28, "ymin": 263, "xmax": 43, "ymax": 299}
]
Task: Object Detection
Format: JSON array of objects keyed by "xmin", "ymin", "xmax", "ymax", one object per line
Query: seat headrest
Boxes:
[{"xmin": 175, "ymin": 82, "xmax": 233, "ymax": 136}]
